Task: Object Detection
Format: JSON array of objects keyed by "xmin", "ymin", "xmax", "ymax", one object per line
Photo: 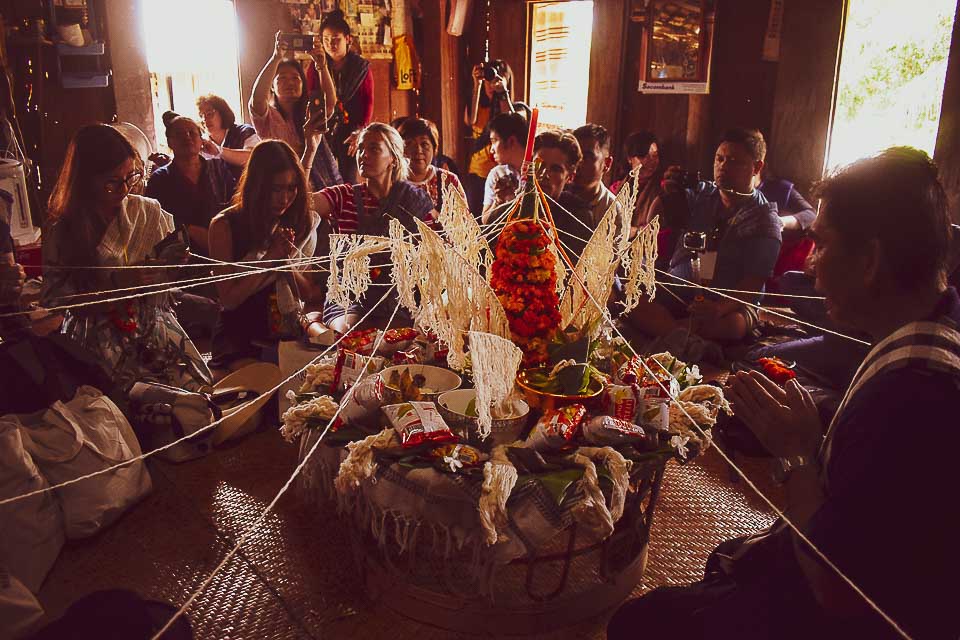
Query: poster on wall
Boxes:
[
  {"xmin": 281, "ymin": 0, "xmax": 394, "ymax": 59},
  {"xmin": 637, "ymin": 0, "xmax": 716, "ymax": 95}
]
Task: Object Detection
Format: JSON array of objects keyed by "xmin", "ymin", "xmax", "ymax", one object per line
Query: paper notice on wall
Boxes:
[{"xmin": 762, "ymin": 0, "xmax": 785, "ymax": 62}]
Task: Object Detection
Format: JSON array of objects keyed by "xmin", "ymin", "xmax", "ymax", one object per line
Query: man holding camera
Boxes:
[{"xmin": 627, "ymin": 128, "xmax": 782, "ymax": 347}]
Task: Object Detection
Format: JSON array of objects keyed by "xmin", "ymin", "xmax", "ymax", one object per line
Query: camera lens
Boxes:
[{"xmin": 483, "ymin": 65, "xmax": 497, "ymax": 82}]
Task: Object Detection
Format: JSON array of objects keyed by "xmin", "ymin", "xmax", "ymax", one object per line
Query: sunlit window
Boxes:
[
  {"xmin": 528, "ymin": 1, "xmax": 594, "ymax": 130},
  {"xmin": 827, "ymin": 0, "xmax": 956, "ymax": 171},
  {"xmin": 142, "ymin": 0, "xmax": 243, "ymax": 152}
]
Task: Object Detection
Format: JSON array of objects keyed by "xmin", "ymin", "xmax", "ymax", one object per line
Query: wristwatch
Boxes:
[{"xmin": 772, "ymin": 455, "xmax": 812, "ymax": 484}]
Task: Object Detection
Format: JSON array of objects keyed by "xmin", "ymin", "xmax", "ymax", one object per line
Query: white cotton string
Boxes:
[
  {"xmin": 537, "ymin": 197, "xmax": 864, "ymax": 345},
  {"xmin": 0, "ymin": 285, "xmax": 399, "ymax": 508},
  {"xmin": 655, "ymin": 279, "xmax": 827, "ymax": 300},
  {"xmin": 537, "ymin": 219, "xmax": 913, "ymax": 640},
  {"xmin": 656, "ymin": 270, "xmax": 870, "ymax": 346},
  {"xmin": 149, "ymin": 291, "xmax": 402, "ymax": 640},
  {"xmin": 0, "ymin": 258, "xmax": 311, "ymax": 319}
]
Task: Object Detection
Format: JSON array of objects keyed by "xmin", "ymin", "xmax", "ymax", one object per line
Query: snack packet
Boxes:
[
  {"xmin": 381, "ymin": 327, "xmax": 419, "ymax": 355},
  {"xmin": 524, "ymin": 404, "xmax": 587, "ymax": 451},
  {"xmin": 382, "ymin": 401, "xmax": 457, "ymax": 448},
  {"xmin": 332, "ymin": 349, "xmax": 387, "ymax": 392},
  {"xmin": 581, "ymin": 415, "xmax": 647, "ymax": 446},
  {"xmin": 340, "ymin": 327, "xmax": 381, "ymax": 355},
  {"xmin": 428, "ymin": 443, "xmax": 484, "ymax": 473},
  {"xmin": 333, "ymin": 373, "xmax": 386, "ymax": 429},
  {"xmin": 392, "ymin": 344, "xmax": 424, "ymax": 365}
]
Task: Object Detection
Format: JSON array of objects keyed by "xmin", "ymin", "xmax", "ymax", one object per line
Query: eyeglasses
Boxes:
[{"xmin": 103, "ymin": 171, "xmax": 144, "ymax": 194}]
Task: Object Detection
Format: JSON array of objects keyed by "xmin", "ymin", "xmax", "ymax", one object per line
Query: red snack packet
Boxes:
[
  {"xmin": 757, "ymin": 357, "xmax": 797, "ymax": 384},
  {"xmin": 382, "ymin": 401, "xmax": 457, "ymax": 448},
  {"xmin": 331, "ymin": 349, "xmax": 387, "ymax": 393},
  {"xmin": 581, "ymin": 415, "xmax": 647, "ymax": 446},
  {"xmin": 340, "ymin": 328, "xmax": 381, "ymax": 355},
  {"xmin": 332, "ymin": 373, "xmax": 386, "ymax": 430},
  {"xmin": 524, "ymin": 404, "xmax": 587, "ymax": 451}
]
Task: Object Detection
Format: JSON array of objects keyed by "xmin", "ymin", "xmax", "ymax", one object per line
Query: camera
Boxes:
[
  {"xmin": 483, "ymin": 59, "xmax": 507, "ymax": 83},
  {"xmin": 280, "ymin": 32, "xmax": 314, "ymax": 52},
  {"xmin": 682, "ymin": 231, "xmax": 707, "ymax": 252}
]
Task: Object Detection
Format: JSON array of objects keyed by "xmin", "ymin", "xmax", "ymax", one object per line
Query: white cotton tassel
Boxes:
[
  {"xmin": 562, "ymin": 452, "xmax": 615, "ymax": 541},
  {"xmin": 389, "ymin": 219, "xmax": 420, "ymax": 314},
  {"xmin": 576, "ymin": 446, "xmax": 633, "ymax": 522},
  {"xmin": 437, "ymin": 181, "xmax": 493, "ymax": 275},
  {"xmin": 558, "ymin": 197, "xmax": 622, "ymax": 330},
  {"xmin": 479, "ymin": 445, "xmax": 518, "ymax": 545},
  {"xmin": 615, "ymin": 167, "xmax": 642, "ymax": 269},
  {"xmin": 335, "ymin": 428, "xmax": 399, "ymax": 495},
  {"xmin": 326, "ymin": 234, "xmax": 391, "ymax": 310},
  {"xmin": 621, "ymin": 215, "xmax": 660, "ymax": 314},
  {"xmin": 468, "ymin": 331, "xmax": 522, "ymax": 440}
]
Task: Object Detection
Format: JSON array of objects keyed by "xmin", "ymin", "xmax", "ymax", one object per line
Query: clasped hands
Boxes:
[{"xmin": 725, "ymin": 369, "xmax": 824, "ymax": 459}]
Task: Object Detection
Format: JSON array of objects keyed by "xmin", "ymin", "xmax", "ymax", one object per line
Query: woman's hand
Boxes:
[
  {"xmin": 201, "ymin": 138, "xmax": 221, "ymax": 157},
  {"xmin": 266, "ymin": 226, "xmax": 297, "ymax": 260},
  {"xmin": 346, "ymin": 130, "xmax": 361, "ymax": 157},
  {"xmin": 471, "ymin": 63, "xmax": 484, "ymax": 86},
  {"xmin": 303, "ymin": 105, "xmax": 326, "ymax": 149},
  {"xmin": 726, "ymin": 370, "xmax": 823, "ymax": 459},
  {"xmin": 272, "ymin": 30, "xmax": 290, "ymax": 60},
  {"xmin": 310, "ymin": 40, "xmax": 327, "ymax": 71}
]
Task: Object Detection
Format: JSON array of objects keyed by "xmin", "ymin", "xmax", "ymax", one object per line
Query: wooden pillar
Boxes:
[
  {"xmin": 585, "ymin": 0, "xmax": 628, "ymax": 141},
  {"xmin": 439, "ymin": 0, "xmax": 463, "ymax": 164},
  {"xmin": 103, "ymin": 0, "xmax": 156, "ymax": 147},
  {"xmin": 934, "ymin": 0, "xmax": 960, "ymax": 222},
  {"xmin": 767, "ymin": 0, "xmax": 846, "ymax": 196}
]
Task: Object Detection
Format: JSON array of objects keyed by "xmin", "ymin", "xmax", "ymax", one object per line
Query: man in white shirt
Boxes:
[{"xmin": 481, "ymin": 112, "xmax": 529, "ymax": 223}]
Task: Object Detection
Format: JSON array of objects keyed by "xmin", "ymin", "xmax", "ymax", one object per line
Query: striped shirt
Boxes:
[{"xmin": 317, "ymin": 182, "xmax": 436, "ymax": 235}]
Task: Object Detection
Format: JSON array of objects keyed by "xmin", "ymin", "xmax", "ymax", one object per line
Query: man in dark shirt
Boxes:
[{"xmin": 608, "ymin": 147, "xmax": 960, "ymax": 639}]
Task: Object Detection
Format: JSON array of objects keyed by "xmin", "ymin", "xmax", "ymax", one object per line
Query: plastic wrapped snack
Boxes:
[
  {"xmin": 581, "ymin": 415, "xmax": 648, "ymax": 446},
  {"xmin": 332, "ymin": 349, "xmax": 387, "ymax": 391},
  {"xmin": 382, "ymin": 401, "xmax": 457, "ymax": 448},
  {"xmin": 525, "ymin": 404, "xmax": 587, "ymax": 451},
  {"xmin": 340, "ymin": 327, "xmax": 382, "ymax": 355},
  {"xmin": 334, "ymin": 374, "xmax": 387, "ymax": 429},
  {"xmin": 381, "ymin": 327, "xmax": 420, "ymax": 355},
  {"xmin": 428, "ymin": 442, "xmax": 484, "ymax": 473}
]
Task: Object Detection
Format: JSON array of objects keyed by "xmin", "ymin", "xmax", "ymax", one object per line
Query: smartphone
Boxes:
[
  {"xmin": 280, "ymin": 32, "xmax": 315, "ymax": 52},
  {"xmin": 152, "ymin": 226, "xmax": 190, "ymax": 262}
]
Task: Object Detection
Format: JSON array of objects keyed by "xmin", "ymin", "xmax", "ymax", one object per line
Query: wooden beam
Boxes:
[
  {"xmin": 103, "ymin": 0, "xmax": 156, "ymax": 147},
  {"xmin": 934, "ymin": 0, "xmax": 960, "ymax": 222},
  {"xmin": 586, "ymin": 0, "xmax": 628, "ymax": 142}
]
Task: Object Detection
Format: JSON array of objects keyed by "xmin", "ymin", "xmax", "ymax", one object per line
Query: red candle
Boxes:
[{"xmin": 522, "ymin": 107, "xmax": 539, "ymax": 167}]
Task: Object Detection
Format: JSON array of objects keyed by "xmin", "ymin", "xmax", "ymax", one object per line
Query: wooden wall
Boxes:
[{"xmin": 935, "ymin": 0, "xmax": 960, "ymax": 222}]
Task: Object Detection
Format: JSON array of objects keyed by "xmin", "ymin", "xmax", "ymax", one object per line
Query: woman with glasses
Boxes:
[
  {"xmin": 305, "ymin": 10, "xmax": 374, "ymax": 184},
  {"xmin": 398, "ymin": 118, "xmax": 466, "ymax": 211},
  {"xmin": 311, "ymin": 123, "xmax": 435, "ymax": 333},
  {"xmin": 145, "ymin": 111, "xmax": 236, "ymax": 257},
  {"xmin": 207, "ymin": 140, "xmax": 321, "ymax": 376},
  {"xmin": 196, "ymin": 94, "xmax": 260, "ymax": 181},
  {"xmin": 42, "ymin": 124, "xmax": 212, "ymax": 394}
]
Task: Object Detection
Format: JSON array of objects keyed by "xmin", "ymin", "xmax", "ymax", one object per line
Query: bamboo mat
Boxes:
[{"xmin": 34, "ymin": 425, "xmax": 783, "ymax": 639}]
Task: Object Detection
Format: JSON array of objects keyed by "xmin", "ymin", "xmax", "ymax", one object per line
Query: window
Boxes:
[
  {"xmin": 141, "ymin": 0, "xmax": 243, "ymax": 152},
  {"xmin": 527, "ymin": 1, "xmax": 594, "ymax": 130},
  {"xmin": 827, "ymin": 0, "xmax": 957, "ymax": 171}
]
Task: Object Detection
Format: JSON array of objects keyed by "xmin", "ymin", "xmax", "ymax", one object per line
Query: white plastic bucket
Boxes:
[{"xmin": 0, "ymin": 158, "xmax": 39, "ymax": 246}]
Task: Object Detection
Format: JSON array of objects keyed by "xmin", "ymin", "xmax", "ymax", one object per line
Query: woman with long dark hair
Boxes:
[
  {"xmin": 42, "ymin": 124, "xmax": 211, "ymax": 393},
  {"xmin": 249, "ymin": 32, "xmax": 340, "ymax": 189},
  {"xmin": 207, "ymin": 140, "xmax": 321, "ymax": 375},
  {"xmin": 306, "ymin": 10, "xmax": 374, "ymax": 184}
]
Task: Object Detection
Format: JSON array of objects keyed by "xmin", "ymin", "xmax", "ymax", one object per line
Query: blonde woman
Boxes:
[{"xmin": 311, "ymin": 123, "xmax": 437, "ymax": 331}]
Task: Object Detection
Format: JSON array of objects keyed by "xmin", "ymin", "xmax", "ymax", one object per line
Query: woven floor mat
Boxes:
[{"xmin": 34, "ymin": 426, "xmax": 785, "ymax": 639}]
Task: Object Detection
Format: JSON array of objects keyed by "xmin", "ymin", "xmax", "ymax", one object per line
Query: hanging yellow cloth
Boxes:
[{"xmin": 392, "ymin": 33, "xmax": 419, "ymax": 91}]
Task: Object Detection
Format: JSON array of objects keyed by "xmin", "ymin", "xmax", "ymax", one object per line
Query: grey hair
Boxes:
[{"xmin": 356, "ymin": 122, "xmax": 410, "ymax": 183}]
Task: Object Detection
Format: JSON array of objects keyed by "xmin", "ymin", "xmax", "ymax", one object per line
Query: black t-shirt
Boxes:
[{"xmin": 145, "ymin": 157, "xmax": 236, "ymax": 238}]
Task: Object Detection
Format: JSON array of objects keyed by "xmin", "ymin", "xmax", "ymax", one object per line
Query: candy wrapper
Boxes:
[
  {"xmin": 332, "ymin": 349, "xmax": 387, "ymax": 392},
  {"xmin": 392, "ymin": 344, "xmax": 425, "ymax": 365},
  {"xmin": 428, "ymin": 443, "xmax": 485, "ymax": 473},
  {"xmin": 340, "ymin": 328, "xmax": 382, "ymax": 355},
  {"xmin": 616, "ymin": 355, "xmax": 682, "ymax": 398},
  {"xmin": 381, "ymin": 327, "xmax": 420, "ymax": 355},
  {"xmin": 581, "ymin": 415, "xmax": 647, "ymax": 446},
  {"xmin": 382, "ymin": 401, "xmax": 457, "ymax": 448},
  {"xmin": 524, "ymin": 404, "xmax": 587, "ymax": 451},
  {"xmin": 333, "ymin": 373, "xmax": 387, "ymax": 429}
]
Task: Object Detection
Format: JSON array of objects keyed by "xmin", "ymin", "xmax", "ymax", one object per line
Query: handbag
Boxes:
[
  {"xmin": 128, "ymin": 381, "xmax": 220, "ymax": 463},
  {"xmin": 0, "ymin": 421, "xmax": 64, "ymax": 592},
  {"xmin": 17, "ymin": 386, "xmax": 152, "ymax": 539}
]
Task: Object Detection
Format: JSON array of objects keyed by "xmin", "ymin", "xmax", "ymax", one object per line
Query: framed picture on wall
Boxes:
[{"xmin": 637, "ymin": 0, "xmax": 717, "ymax": 94}]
